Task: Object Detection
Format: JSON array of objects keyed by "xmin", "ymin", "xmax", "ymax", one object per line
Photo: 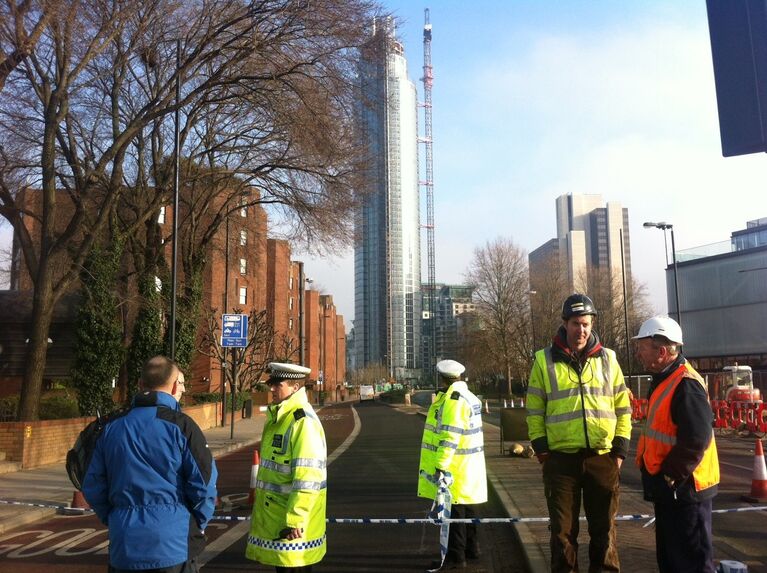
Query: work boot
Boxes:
[{"xmin": 427, "ymin": 557, "xmax": 467, "ymax": 571}]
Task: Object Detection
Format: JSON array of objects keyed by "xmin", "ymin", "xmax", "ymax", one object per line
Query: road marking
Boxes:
[
  {"xmin": 199, "ymin": 404, "xmax": 362, "ymax": 567},
  {"xmin": 719, "ymin": 459, "xmax": 755, "ymax": 472}
]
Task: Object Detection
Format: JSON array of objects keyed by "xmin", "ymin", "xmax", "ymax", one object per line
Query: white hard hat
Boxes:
[{"xmin": 633, "ymin": 316, "xmax": 683, "ymax": 345}]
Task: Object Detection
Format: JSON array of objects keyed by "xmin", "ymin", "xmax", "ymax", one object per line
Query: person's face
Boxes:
[
  {"xmin": 270, "ymin": 379, "xmax": 299, "ymax": 404},
  {"xmin": 564, "ymin": 315, "xmax": 593, "ymax": 352},
  {"xmin": 634, "ymin": 338, "xmax": 666, "ymax": 373},
  {"xmin": 172, "ymin": 370, "xmax": 186, "ymax": 401}
]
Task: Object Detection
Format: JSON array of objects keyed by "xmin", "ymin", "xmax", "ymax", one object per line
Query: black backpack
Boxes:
[{"xmin": 66, "ymin": 408, "xmax": 130, "ymax": 490}]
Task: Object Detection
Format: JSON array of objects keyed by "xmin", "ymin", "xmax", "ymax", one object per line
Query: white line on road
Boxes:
[{"xmin": 199, "ymin": 403, "xmax": 362, "ymax": 568}]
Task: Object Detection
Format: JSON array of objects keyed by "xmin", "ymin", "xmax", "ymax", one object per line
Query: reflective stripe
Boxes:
[
  {"xmin": 546, "ymin": 409, "xmax": 617, "ymax": 423},
  {"xmin": 615, "ymin": 382, "xmax": 629, "ymax": 395},
  {"xmin": 526, "ymin": 408, "xmax": 545, "ymax": 416},
  {"xmin": 293, "ymin": 457, "xmax": 326, "ymax": 470},
  {"xmin": 615, "ymin": 407, "xmax": 631, "ymax": 416},
  {"xmin": 645, "ymin": 427, "xmax": 677, "ymax": 446},
  {"xmin": 422, "ymin": 443, "xmax": 438, "ymax": 452},
  {"xmin": 256, "ymin": 480, "xmax": 292, "ymax": 494},
  {"xmin": 247, "ymin": 534, "xmax": 325, "ymax": 551},
  {"xmin": 292, "ymin": 479, "xmax": 327, "ymax": 491},
  {"xmin": 527, "ymin": 386, "xmax": 546, "ymax": 398},
  {"xmin": 261, "ymin": 459, "xmax": 291, "ymax": 474},
  {"xmin": 438, "ymin": 424, "xmax": 482, "ymax": 435},
  {"xmin": 544, "ymin": 347, "xmax": 558, "ymax": 393},
  {"xmin": 456, "ymin": 446, "xmax": 484, "ymax": 455},
  {"xmin": 424, "ymin": 423, "xmax": 437, "ymax": 433},
  {"xmin": 549, "ymin": 386, "xmax": 614, "ymax": 400},
  {"xmin": 439, "ymin": 440, "xmax": 459, "ymax": 449}
]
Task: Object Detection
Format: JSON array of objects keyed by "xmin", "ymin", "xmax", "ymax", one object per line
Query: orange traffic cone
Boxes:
[
  {"xmin": 71, "ymin": 490, "xmax": 90, "ymax": 510},
  {"xmin": 247, "ymin": 449, "xmax": 261, "ymax": 506},
  {"xmin": 742, "ymin": 438, "xmax": 767, "ymax": 502}
]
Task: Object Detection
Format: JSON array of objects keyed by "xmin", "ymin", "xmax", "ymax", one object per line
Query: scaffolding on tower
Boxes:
[{"xmin": 420, "ymin": 8, "xmax": 437, "ymax": 385}]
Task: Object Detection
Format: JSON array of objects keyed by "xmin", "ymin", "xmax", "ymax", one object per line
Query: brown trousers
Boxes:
[{"xmin": 543, "ymin": 451, "xmax": 621, "ymax": 573}]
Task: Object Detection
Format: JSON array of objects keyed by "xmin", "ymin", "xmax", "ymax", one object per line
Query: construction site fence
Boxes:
[{"xmin": 631, "ymin": 397, "xmax": 767, "ymax": 434}]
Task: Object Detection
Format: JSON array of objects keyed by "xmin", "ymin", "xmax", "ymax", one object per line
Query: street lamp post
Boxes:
[{"xmin": 643, "ymin": 221, "xmax": 682, "ymax": 330}]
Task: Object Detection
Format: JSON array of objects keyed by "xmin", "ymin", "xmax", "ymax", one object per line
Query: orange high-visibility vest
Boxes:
[{"xmin": 636, "ymin": 362, "xmax": 719, "ymax": 492}]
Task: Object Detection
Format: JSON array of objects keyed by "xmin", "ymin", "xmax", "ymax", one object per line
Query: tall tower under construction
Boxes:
[{"xmin": 354, "ymin": 21, "xmax": 421, "ymax": 381}]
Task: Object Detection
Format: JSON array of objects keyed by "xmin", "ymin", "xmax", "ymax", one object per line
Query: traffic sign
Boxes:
[{"xmin": 221, "ymin": 314, "xmax": 248, "ymax": 348}]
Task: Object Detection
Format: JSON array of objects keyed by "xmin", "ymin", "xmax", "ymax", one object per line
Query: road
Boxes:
[
  {"xmin": 0, "ymin": 401, "xmax": 527, "ymax": 573},
  {"xmin": 457, "ymin": 394, "xmax": 767, "ymax": 571}
]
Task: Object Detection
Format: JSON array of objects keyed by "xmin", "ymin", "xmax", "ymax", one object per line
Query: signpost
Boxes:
[{"xmin": 221, "ymin": 314, "xmax": 248, "ymax": 438}]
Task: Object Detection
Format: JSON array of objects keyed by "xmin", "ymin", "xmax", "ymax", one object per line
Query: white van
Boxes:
[{"xmin": 359, "ymin": 385, "xmax": 375, "ymax": 402}]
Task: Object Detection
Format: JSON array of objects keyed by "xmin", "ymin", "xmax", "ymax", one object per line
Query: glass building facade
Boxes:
[{"xmin": 354, "ymin": 24, "xmax": 421, "ymax": 381}]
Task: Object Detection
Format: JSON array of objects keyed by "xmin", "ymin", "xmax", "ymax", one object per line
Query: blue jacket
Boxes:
[{"xmin": 82, "ymin": 391, "xmax": 218, "ymax": 570}]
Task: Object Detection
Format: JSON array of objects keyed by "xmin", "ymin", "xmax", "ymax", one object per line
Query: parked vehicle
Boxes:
[
  {"xmin": 359, "ymin": 385, "xmax": 375, "ymax": 402},
  {"xmin": 722, "ymin": 365, "xmax": 762, "ymax": 402}
]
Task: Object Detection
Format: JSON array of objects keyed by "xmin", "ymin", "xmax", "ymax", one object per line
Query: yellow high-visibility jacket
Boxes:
[
  {"xmin": 526, "ymin": 346, "xmax": 631, "ymax": 455},
  {"xmin": 245, "ymin": 387, "xmax": 327, "ymax": 567},
  {"xmin": 418, "ymin": 381, "xmax": 487, "ymax": 505}
]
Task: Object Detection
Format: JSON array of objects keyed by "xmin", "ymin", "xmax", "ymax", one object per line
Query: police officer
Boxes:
[
  {"xmin": 418, "ymin": 359, "xmax": 487, "ymax": 571},
  {"xmin": 526, "ymin": 294, "xmax": 631, "ymax": 573},
  {"xmin": 634, "ymin": 316, "xmax": 719, "ymax": 573},
  {"xmin": 245, "ymin": 363, "xmax": 327, "ymax": 573}
]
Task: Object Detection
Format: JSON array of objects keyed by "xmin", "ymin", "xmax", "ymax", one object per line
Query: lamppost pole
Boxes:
[
  {"xmin": 644, "ymin": 221, "xmax": 682, "ymax": 331},
  {"xmin": 169, "ymin": 39, "xmax": 181, "ymax": 361}
]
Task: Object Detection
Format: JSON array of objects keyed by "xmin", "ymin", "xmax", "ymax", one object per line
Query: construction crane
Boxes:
[{"xmin": 420, "ymin": 8, "xmax": 437, "ymax": 386}]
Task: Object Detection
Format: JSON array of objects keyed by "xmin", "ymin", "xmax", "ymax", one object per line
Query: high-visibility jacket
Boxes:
[
  {"xmin": 245, "ymin": 387, "xmax": 327, "ymax": 567},
  {"xmin": 636, "ymin": 362, "xmax": 719, "ymax": 492},
  {"xmin": 526, "ymin": 346, "xmax": 631, "ymax": 454},
  {"xmin": 418, "ymin": 381, "xmax": 487, "ymax": 505}
]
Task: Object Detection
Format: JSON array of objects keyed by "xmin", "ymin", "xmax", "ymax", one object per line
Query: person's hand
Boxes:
[
  {"xmin": 276, "ymin": 527, "xmax": 303, "ymax": 540},
  {"xmin": 535, "ymin": 452, "xmax": 550, "ymax": 464},
  {"xmin": 615, "ymin": 457, "xmax": 623, "ymax": 469}
]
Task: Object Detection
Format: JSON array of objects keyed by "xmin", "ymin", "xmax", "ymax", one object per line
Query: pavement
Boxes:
[
  {"xmin": 0, "ymin": 397, "xmax": 738, "ymax": 572},
  {"xmin": 0, "ymin": 412, "xmax": 267, "ymax": 537}
]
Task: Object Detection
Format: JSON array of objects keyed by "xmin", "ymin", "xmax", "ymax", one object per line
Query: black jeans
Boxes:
[
  {"xmin": 446, "ymin": 504, "xmax": 479, "ymax": 562},
  {"xmin": 109, "ymin": 559, "xmax": 199, "ymax": 573},
  {"xmin": 654, "ymin": 499, "xmax": 714, "ymax": 573},
  {"xmin": 542, "ymin": 451, "xmax": 621, "ymax": 573}
]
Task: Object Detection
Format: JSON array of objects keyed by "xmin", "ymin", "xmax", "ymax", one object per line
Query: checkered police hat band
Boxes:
[{"xmin": 247, "ymin": 534, "xmax": 326, "ymax": 551}]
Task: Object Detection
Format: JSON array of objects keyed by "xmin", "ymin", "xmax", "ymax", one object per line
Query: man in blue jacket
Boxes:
[{"xmin": 83, "ymin": 356, "xmax": 218, "ymax": 573}]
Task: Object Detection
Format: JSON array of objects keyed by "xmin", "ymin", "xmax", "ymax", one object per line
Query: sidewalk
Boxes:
[{"xmin": 0, "ymin": 413, "xmax": 266, "ymax": 536}]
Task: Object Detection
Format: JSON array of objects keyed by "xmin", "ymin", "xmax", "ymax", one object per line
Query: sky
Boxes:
[
  {"xmin": 300, "ymin": 0, "xmax": 767, "ymax": 328},
  {"xmin": 2, "ymin": 2, "xmax": 764, "ymax": 331}
]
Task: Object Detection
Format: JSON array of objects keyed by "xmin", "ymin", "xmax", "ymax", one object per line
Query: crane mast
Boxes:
[{"xmin": 421, "ymin": 8, "xmax": 437, "ymax": 383}]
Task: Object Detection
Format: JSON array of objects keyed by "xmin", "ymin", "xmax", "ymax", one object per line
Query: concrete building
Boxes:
[
  {"xmin": 354, "ymin": 21, "xmax": 421, "ymax": 381},
  {"xmin": 421, "ymin": 284, "xmax": 475, "ymax": 371},
  {"xmin": 530, "ymin": 193, "xmax": 631, "ymax": 293},
  {"xmin": 670, "ymin": 218, "xmax": 767, "ymax": 377}
]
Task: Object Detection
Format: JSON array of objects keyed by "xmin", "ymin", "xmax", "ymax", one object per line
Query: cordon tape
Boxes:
[{"xmin": 1, "ymin": 499, "xmax": 766, "ymax": 524}]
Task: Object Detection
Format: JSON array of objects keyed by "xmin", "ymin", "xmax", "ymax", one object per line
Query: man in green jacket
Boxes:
[
  {"xmin": 526, "ymin": 294, "xmax": 631, "ymax": 573},
  {"xmin": 245, "ymin": 363, "xmax": 327, "ymax": 573},
  {"xmin": 419, "ymin": 359, "xmax": 487, "ymax": 571}
]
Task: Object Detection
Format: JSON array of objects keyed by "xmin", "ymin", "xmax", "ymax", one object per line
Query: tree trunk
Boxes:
[{"xmin": 17, "ymin": 279, "xmax": 56, "ymax": 420}]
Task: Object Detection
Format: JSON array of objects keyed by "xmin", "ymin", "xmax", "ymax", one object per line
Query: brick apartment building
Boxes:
[{"xmin": 2, "ymin": 189, "xmax": 345, "ymax": 398}]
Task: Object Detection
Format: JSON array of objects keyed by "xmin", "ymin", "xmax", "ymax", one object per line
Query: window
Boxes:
[
  {"xmin": 289, "ymin": 276, "xmax": 294, "ymax": 289},
  {"xmin": 240, "ymin": 230, "xmax": 247, "ymax": 246},
  {"xmin": 289, "ymin": 297, "xmax": 294, "ymax": 310},
  {"xmin": 158, "ymin": 206, "xmax": 166, "ymax": 224},
  {"xmin": 240, "ymin": 206, "xmax": 247, "ymax": 217},
  {"xmin": 239, "ymin": 258, "xmax": 247, "ymax": 274},
  {"xmin": 239, "ymin": 287, "xmax": 247, "ymax": 305},
  {"xmin": 289, "ymin": 318, "xmax": 294, "ymax": 330}
]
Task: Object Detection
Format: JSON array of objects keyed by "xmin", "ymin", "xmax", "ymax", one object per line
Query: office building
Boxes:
[{"xmin": 354, "ymin": 21, "xmax": 421, "ymax": 381}]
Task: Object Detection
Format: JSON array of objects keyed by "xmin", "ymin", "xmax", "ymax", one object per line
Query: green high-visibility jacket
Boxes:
[
  {"xmin": 526, "ymin": 347, "xmax": 631, "ymax": 454},
  {"xmin": 418, "ymin": 381, "xmax": 487, "ymax": 505},
  {"xmin": 245, "ymin": 387, "xmax": 327, "ymax": 567}
]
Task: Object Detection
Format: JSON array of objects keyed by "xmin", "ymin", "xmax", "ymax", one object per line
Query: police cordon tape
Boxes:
[{"xmin": 1, "ymin": 499, "xmax": 766, "ymax": 524}]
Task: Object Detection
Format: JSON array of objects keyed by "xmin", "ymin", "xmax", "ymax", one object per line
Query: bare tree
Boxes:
[
  {"xmin": 465, "ymin": 237, "xmax": 531, "ymax": 396},
  {"xmin": 0, "ymin": 0, "xmax": 385, "ymax": 419},
  {"xmin": 0, "ymin": 0, "xmax": 56, "ymax": 92},
  {"xmin": 529, "ymin": 251, "xmax": 571, "ymax": 351}
]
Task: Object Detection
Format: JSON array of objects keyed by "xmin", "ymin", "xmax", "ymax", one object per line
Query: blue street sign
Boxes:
[{"xmin": 221, "ymin": 314, "xmax": 248, "ymax": 348}]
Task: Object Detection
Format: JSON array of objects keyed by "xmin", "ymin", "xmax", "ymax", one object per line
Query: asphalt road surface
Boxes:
[{"xmin": 0, "ymin": 401, "xmax": 527, "ymax": 573}]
